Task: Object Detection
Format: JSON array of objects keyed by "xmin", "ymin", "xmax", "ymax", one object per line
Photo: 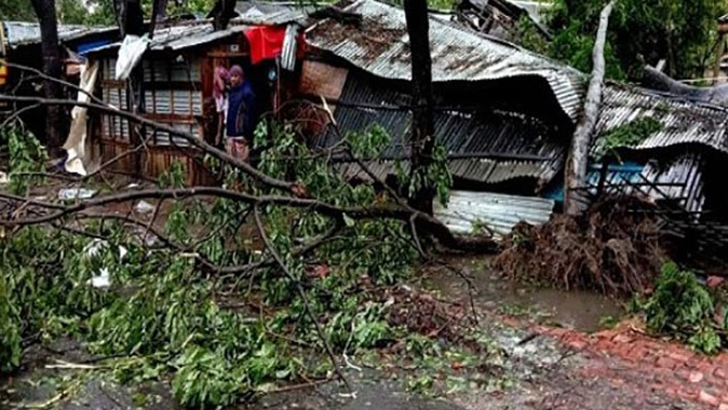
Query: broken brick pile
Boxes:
[{"xmin": 535, "ymin": 322, "xmax": 728, "ymax": 409}]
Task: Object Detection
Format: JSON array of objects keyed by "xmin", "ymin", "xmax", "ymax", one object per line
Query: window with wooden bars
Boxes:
[{"xmin": 99, "ymin": 55, "xmax": 203, "ymax": 147}]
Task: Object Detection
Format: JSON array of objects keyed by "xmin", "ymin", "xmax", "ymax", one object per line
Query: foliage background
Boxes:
[{"xmin": 533, "ymin": 0, "xmax": 728, "ymax": 81}]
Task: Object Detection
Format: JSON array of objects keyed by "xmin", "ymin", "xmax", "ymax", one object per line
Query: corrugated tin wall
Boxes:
[
  {"xmin": 312, "ymin": 70, "xmax": 566, "ymax": 186},
  {"xmin": 99, "ymin": 56, "xmax": 202, "ymax": 147},
  {"xmin": 434, "ymin": 190, "xmax": 555, "ymax": 237}
]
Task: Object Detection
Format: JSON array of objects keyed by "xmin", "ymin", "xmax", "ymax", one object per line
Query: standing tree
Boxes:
[
  {"xmin": 403, "ymin": 0, "xmax": 435, "ymax": 215},
  {"xmin": 29, "ymin": 0, "xmax": 64, "ymax": 157}
]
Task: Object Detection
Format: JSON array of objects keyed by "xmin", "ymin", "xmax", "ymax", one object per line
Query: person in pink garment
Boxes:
[{"xmin": 213, "ymin": 66, "xmax": 229, "ymax": 147}]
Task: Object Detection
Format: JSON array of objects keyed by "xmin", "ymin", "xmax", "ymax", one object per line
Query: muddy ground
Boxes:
[{"xmin": 1, "ymin": 256, "xmax": 717, "ymax": 410}]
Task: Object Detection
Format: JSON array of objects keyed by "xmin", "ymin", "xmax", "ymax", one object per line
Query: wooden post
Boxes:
[{"xmin": 564, "ymin": 0, "xmax": 616, "ymax": 216}]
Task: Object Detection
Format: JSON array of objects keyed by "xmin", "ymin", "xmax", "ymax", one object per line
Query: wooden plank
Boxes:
[
  {"xmin": 143, "ymin": 113, "xmax": 199, "ymax": 123},
  {"xmin": 144, "ymin": 81, "xmax": 203, "ymax": 91},
  {"xmin": 206, "ymin": 51, "xmax": 249, "ymax": 58}
]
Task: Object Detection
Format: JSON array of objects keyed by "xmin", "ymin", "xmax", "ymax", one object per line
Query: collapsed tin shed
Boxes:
[{"xmin": 298, "ymin": 0, "xmax": 728, "ymax": 233}]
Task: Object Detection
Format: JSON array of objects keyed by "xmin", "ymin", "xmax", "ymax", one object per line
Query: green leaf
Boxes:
[{"xmin": 343, "ymin": 214, "xmax": 356, "ymax": 227}]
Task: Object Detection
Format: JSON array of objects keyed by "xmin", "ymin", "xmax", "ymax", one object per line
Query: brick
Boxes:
[
  {"xmin": 667, "ymin": 350, "xmax": 692, "ymax": 363},
  {"xmin": 656, "ymin": 356, "xmax": 678, "ymax": 371},
  {"xmin": 679, "ymin": 388, "xmax": 699, "ymax": 401},
  {"xmin": 595, "ymin": 339, "xmax": 615, "ymax": 352},
  {"xmin": 690, "ymin": 371, "xmax": 705, "ymax": 383},
  {"xmin": 675, "ymin": 368, "xmax": 691, "ymax": 381},
  {"xmin": 569, "ymin": 339, "xmax": 588, "ymax": 350},
  {"xmin": 699, "ymin": 390, "xmax": 720, "ymax": 407},
  {"xmin": 715, "ymin": 367, "xmax": 728, "ymax": 380},
  {"xmin": 612, "ymin": 333, "xmax": 633, "ymax": 344},
  {"xmin": 626, "ymin": 347, "xmax": 649, "ymax": 362}
]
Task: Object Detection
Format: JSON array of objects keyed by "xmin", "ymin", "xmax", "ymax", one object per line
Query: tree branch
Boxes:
[
  {"xmin": 0, "ymin": 94, "xmax": 297, "ymax": 192},
  {"xmin": 252, "ymin": 205, "xmax": 351, "ymax": 391}
]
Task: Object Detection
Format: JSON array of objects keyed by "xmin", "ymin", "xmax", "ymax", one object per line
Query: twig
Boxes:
[
  {"xmin": 45, "ymin": 359, "xmax": 99, "ymax": 370},
  {"xmin": 0, "ymin": 60, "xmax": 105, "ymax": 106},
  {"xmin": 252, "ymin": 205, "xmax": 351, "ymax": 392},
  {"xmin": 0, "ymin": 104, "xmax": 41, "ymax": 129},
  {"xmin": 12, "ymin": 380, "xmax": 81, "ymax": 409},
  {"xmin": 256, "ymin": 377, "xmax": 332, "ymax": 396},
  {"xmin": 0, "ymin": 93, "xmax": 297, "ymax": 193}
]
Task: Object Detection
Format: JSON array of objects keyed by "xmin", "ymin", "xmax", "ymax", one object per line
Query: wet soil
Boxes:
[{"xmin": 425, "ymin": 256, "xmax": 624, "ymax": 333}]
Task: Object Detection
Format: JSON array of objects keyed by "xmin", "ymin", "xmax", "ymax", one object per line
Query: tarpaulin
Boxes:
[
  {"xmin": 244, "ymin": 26, "xmax": 287, "ymax": 65},
  {"xmin": 62, "ymin": 61, "xmax": 99, "ymax": 176},
  {"xmin": 115, "ymin": 34, "xmax": 150, "ymax": 80}
]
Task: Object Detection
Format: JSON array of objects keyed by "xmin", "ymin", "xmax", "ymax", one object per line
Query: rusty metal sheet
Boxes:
[{"xmin": 305, "ymin": 0, "xmax": 586, "ymax": 121}]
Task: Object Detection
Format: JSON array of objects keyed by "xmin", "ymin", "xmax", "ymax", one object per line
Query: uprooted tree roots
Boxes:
[{"xmin": 495, "ymin": 197, "xmax": 668, "ymax": 297}]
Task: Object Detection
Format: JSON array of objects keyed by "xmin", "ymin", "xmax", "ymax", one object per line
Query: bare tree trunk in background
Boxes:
[
  {"xmin": 563, "ymin": 0, "xmax": 615, "ymax": 216},
  {"xmin": 30, "ymin": 0, "xmax": 63, "ymax": 157},
  {"xmin": 404, "ymin": 0, "xmax": 435, "ymax": 215},
  {"xmin": 114, "ymin": 0, "xmax": 146, "ymax": 175},
  {"xmin": 211, "ymin": 0, "xmax": 238, "ymax": 30},
  {"xmin": 150, "ymin": 0, "xmax": 169, "ymax": 36}
]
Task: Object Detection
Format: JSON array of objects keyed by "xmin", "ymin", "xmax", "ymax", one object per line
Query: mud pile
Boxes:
[{"xmin": 494, "ymin": 197, "xmax": 666, "ymax": 297}]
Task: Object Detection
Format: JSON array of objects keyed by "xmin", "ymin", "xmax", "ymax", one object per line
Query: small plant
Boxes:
[
  {"xmin": 3, "ymin": 123, "xmax": 48, "ymax": 195},
  {"xmin": 641, "ymin": 262, "xmax": 722, "ymax": 354}
]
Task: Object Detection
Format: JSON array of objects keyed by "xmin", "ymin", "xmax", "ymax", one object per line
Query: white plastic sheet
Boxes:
[
  {"xmin": 63, "ymin": 61, "xmax": 99, "ymax": 176},
  {"xmin": 115, "ymin": 34, "xmax": 150, "ymax": 81},
  {"xmin": 58, "ymin": 188, "xmax": 97, "ymax": 201}
]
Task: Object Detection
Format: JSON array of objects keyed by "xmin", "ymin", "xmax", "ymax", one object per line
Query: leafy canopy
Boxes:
[{"xmin": 522, "ymin": 0, "xmax": 727, "ymax": 80}]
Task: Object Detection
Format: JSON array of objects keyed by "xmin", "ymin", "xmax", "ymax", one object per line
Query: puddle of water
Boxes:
[{"xmin": 426, "ymin": 257, "xmax": 625, "ymax": 333}]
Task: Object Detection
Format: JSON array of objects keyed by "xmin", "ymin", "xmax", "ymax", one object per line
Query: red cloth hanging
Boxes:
[{"xmin": 244, "ymin": 26, "xmax": 287, "ymax": 65}]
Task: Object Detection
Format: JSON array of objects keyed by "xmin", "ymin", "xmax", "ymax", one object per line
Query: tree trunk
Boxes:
[
  {"xmin": 211, "ymin": 0, "xmax": 237, "ymax": 31},
  {"xmin": 404, "ymin": 0, "xmax": 435, "ymax": 215},
  {"xmin": 149, "ymin": 0, "xmax": 169, "ymax": 37},
  {"xmin": 563, "ymin": 0, "xmax": 615, "ymax": 216},
  {"xmin": 30, "ymin": 0, "xmax": 64, "ymax": 157},
  {"xmin": 642, "ymin": 65, "xmax": 728, "ymax": 106}
]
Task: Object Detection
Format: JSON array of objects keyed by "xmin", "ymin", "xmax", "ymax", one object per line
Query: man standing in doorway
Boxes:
[{"xmin": 226, "ymin": 65, "xmax": 257, "ymax": 161}]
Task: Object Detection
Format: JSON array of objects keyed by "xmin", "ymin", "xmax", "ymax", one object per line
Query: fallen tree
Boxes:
[
  {"xmin": 495, "ymin": 197, "xmax": 667, "ymax": 297},
  {"xmin": 563, "ymin": 0, "xmax": 615, "ymax": 216},
  {"xmin": 0, "ymin": 65, "xmax": 496, "ymax": 406},
  {"xmin": 642, "ymin": 65, "xmax": 728, "ymax": 106}
]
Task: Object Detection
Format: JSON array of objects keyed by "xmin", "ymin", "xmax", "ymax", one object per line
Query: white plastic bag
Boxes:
[{"xmin": 115, "ymin": 34, "xmax": 150, "ymax": 80}]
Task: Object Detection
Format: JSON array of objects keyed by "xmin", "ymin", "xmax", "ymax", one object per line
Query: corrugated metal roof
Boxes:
[
  {"xmin": 434, "ymin": 190, "xmax": 554, "ymax": 237},
  {"xmin": 506, "ymin": 0, "xmax": 552, "ymax": 25},
  {"xmin": 87, "ymin": 22, "xmax": 247, "ymax": 54},
  {"xmin": 596, "ymin": 84, "xmax": 728, "ymax": 155},
  {"xmin": 235, "ymin": 1, "xmax": 313, "ymax": 25},
  {"xmin": 305, "ymin": 0, "xmax": 585, "ymax": 120},
  {"xmin": 314, "ymin": 72, "xmax": 566, "ymax": 185},
  {"xmin": 2, "ymin": 21, "xmax": 115, "ymax": 48}
]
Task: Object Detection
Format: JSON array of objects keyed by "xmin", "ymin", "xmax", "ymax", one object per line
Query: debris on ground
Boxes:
[
  {"xmin": 58, "ymin": 188, "xmax": 97, "ymax": 201},
  {"xmin": 134, "ymin": 200, "xmax": 155, "ymax": 214},
  {"xmin": 494, "ymin": 197, "xmax": 666, "ymax": 297},
  {"xmin": 385, "ymin": 285, "xmax": 470, "ymax": 342}
]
